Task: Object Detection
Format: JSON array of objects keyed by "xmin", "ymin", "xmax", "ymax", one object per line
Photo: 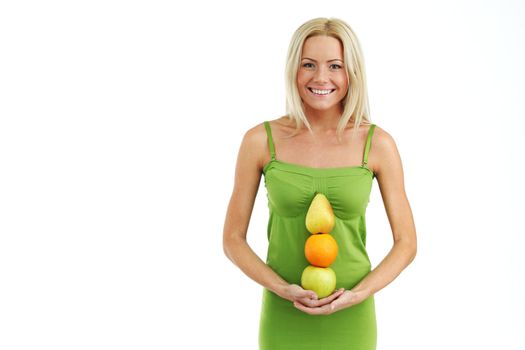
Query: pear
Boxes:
[{"xmin": 305, "ymin": 193, "xmax": 335, "ymax": 234}]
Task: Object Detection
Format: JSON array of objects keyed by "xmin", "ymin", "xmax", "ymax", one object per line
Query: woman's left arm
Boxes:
[
  {"xmin": 350, "ymin": 127, "xmax": 417, "ymax": 300},
  {"xmin": 294, "ymin": 127, "xmax": 417, "ymax": 315}
]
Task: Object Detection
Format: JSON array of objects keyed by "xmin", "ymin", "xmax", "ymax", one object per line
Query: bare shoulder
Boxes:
[
  {"xmin": 369, "ymin": 124, "xmax": 402, "ymax": 177},
  {"xmin": 239, "ymin": 119, "xmax": 276, "ymax": 172},
  {"xmin": 242, "ymin": 120, "xmax": 267, "ymax": 143},
  {"xmin": 371, "ymin": 124, "xmax": 395, "ymax": 149}
]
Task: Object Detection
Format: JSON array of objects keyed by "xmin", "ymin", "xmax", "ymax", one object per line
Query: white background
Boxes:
[{"xmin": 1, "ymin": 0, "xmax": 524, "ymax": 349}]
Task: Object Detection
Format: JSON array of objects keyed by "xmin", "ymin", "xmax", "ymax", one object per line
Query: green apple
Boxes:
[{"xmin": 301, "ymin": 265, "xmax": 336, "ymax": 298}]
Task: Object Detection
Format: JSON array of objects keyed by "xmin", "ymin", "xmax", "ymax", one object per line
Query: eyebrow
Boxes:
[{"xmin": 301, "ymin": 57, "xmax": 343, "ymax": 63}]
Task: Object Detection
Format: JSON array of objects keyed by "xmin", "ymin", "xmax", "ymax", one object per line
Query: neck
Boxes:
[{"xmin": 303, "ymin": 105, "xmax": 345, "ymax": 133}]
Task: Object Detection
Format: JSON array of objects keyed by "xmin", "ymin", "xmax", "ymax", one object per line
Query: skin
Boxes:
[{"xmin": 223, "ymin": 35, "xmax": 417, "ymax": 316}]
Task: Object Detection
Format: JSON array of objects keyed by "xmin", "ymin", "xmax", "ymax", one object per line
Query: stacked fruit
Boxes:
[{"xmin": 301, "ymin": 193, "xmax": 339, "ymax": 298}]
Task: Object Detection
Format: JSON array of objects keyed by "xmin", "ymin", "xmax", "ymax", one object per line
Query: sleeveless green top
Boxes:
[{"xmin": 259, "ymin": 121, "xmax": 378, "ymax": 350}]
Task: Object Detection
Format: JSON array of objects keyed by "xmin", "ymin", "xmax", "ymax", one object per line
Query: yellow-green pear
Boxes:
[{"xmin": 305, "ymin": 193, "xmax": 335, "ymax": 234}]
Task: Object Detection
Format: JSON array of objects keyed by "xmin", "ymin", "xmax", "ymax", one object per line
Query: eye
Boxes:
[
  {"xmin": 330, "ymin": 64, "xmax": 342, "ymax": 70},
  {"xmin": 302, "ymin": 62, "xmax": 315, "ymax": 69}
]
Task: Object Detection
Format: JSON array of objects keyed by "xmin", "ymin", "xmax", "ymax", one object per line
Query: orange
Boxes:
[{"xmin": 304, "ymin": 233, "xmax": 338, "ymax": 267}]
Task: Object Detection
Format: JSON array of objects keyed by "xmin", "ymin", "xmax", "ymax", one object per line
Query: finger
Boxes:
[
  {"xmin": 297, "ymin": 297, "xmax": 318, "ymax": 307},
  {"xmin": 302, "ymin": 290, "xmax": 318, "ymax": 300},
  {"xmin": 321, "ymin": 288, "xmax": 344, "ymax": 300},
  {"xmin": 294, "ymin": 301, "xmax": 334, "ymax": 315},
  {"xmin": 293, "ymin": 301, "xmax": 314, "ymax": 313},
  {"xmin": 310, "ymin": 289, "xmax": 344, "ymax": 307}
]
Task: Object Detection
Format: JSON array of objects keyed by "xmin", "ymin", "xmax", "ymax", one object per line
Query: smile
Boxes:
[{"xmin": 308, "ymin": 88, "xmax": 335, "ymax": 95}]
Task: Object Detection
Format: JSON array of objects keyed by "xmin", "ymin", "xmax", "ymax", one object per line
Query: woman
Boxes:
[{"xmin": 223, "ymin": 17, "xmax": 417, "ymax": 349}]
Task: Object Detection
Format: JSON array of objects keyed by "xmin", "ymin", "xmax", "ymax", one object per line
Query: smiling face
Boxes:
[{"xmin": 296, "ymin": 35, "xmax": 349, "ymax": 115}]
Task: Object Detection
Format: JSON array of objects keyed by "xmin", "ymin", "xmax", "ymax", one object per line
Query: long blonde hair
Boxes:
[{"xmin": 284, "ymin": 17, "xmax": 372, "ymax": 142}]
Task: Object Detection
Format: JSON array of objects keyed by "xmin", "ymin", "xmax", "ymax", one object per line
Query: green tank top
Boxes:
[{"xmin": 259, "ymin": 121, "xmax": 378, "ymax": 350}]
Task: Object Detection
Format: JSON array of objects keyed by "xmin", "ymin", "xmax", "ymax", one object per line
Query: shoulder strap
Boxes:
[
  {"xmin": 362, "ymin": 124, "xmax": 376, "ymax": 168},
  {"xmin": 263, "ymin": 121, "xmax": 276, "ymax": 161}
]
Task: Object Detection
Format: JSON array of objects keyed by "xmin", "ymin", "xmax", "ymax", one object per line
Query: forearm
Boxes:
[
  {"xmin": 224, "ymin": 236, "xmax": 288, "ymax": 297},
  {"xmin": 351, "ymin": 240, "xmax": 416, "ymax": 299}
]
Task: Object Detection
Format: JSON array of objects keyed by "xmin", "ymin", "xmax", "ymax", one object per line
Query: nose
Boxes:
[{"xmin": 313, "ymin": 66, "xmax": 329, "ymax": 84}]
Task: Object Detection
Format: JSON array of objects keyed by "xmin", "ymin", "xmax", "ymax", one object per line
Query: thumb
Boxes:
[{"xmin": 304, "ymin": 290, "xmax": 318, "ymax": 300}]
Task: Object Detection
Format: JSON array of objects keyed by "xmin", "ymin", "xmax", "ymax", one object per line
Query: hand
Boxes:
[
  {"xmin": 293, "ymin": 289, "xmax": 365, "ymax": 315},
  {"xmin": 281, "ymin": 284, "xmax": 345, "ymax": 308}
]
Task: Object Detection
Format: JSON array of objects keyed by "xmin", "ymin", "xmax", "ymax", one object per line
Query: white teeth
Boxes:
[{"xmin": 310, "ymin": 88, "xmax": 333, "ymax": 95}]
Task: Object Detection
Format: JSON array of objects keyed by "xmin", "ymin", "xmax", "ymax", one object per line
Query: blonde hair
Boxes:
[{"xmin": 284, "ymin": 17, "xmax": 372, "ymax": 142}]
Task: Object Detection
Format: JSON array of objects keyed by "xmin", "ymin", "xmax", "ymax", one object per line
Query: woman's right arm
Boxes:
[
  {"xmin": 222, "ymin": 124, "xmax": 343, "ymax": 306},
  {"xmin": 222, "ymin": 125, "xmax": 291, "ymax": 299}
]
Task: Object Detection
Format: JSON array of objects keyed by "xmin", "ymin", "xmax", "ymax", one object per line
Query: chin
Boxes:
[{"xmin": 304, "ymin": 102, "xmax": 341, "ymax": 112}]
